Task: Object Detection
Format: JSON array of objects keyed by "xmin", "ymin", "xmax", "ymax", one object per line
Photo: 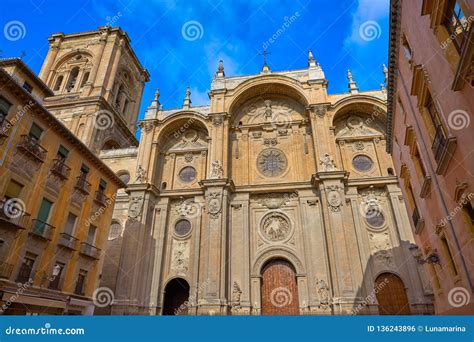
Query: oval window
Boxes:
[
  {"xmin": 175, "ymin": 219, "xmax": 191, "ymax": 236},
  {"xmin": 179, "ymin": 166, "xmax": 197, "ymax": 183},
  {"xmin": 365, "ymin": 208, "xmax": 385, "ymax": 228},
  {"xmin": 352, "ymin": 155, "xmax": 373, "ymax": 172}
]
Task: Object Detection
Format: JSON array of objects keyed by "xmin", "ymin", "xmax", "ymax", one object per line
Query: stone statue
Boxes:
[
  {"xmin": 135, "ymin": 165, "xmax": 147, "ymax": 183},
  {"xmin": 210, "ymin": 160, "xmax": 223, "ymax": 179},
  {"xmin": 231, "ymin": 281, "xmax": 242, "ymax": 312},
  {"xmin": 320, "ymin": 153, "xmax": 337, "ymax": 171}
]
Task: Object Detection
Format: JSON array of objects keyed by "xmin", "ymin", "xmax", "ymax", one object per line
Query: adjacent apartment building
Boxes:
[
  {"xmin": 0, "ymin": 58, "xmax": 125, "ymax": 314},
  {"xmin": 387, "ymin": 0, "xmax": 474, "ymax": 314}
]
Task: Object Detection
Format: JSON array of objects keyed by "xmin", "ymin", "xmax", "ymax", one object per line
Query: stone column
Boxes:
[
  {"xmin": 197, "ymin": 178, "xmax": 234, "ymax": 314},
  {"xmin": 39, "ymin": 34, "xmax": 63, "ymax": 83}
]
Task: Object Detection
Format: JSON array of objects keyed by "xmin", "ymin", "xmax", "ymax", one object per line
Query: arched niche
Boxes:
[{"xmin": 154, "ymin": 115, "xmax": 210, "ymax": 190}]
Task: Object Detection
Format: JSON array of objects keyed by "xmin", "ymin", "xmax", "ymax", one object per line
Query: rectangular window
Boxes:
[
  {"xmin": 33, "ymin": 198, "xmax": 53, "ymax": 235},
  {"xmin": 74, "ymin": 269, "xmax": 87, "ymax": 295},
  {"xmin": 29, "ymin": 123, "xmax": 43, "ymax": 141},
  {"xmin": 22, "ymin": 82, "xmax": 33, "ymax": 93},
  {"xmin": 64, "ymin": 213, "xmax": 77, "ymax": 235},
  {"xmin": 440, "ymin": 235, "xmax": 459, "ymax": 276},
  {"xmin": 16, "ymin": 254, "xmax": 36, "ymax": 283},
  {"xmin": 412, "ymin": 144, "xmax": 428, "ymax": 182},
  {"xmin": 87, "ymin": 225, "xmax": 97, "ymax": 245},
  {"xmin": 0, "ymin": 95, "xmax": 12, "ymax": 123},
  {"xmin": 402, "ymin": 34, "xmax": 412, "ymax": 60},
  {"xmin": 99, "ymin": 179, "xmax": 107, "ymax": 192},
  {"xmin": 443, "ymin": 0, "xmax": 470, "ymax": 53},
  {"xmin": 4, "ymin": 180, "xmax": 23, "ymax": 199},
  {"xmin": 57, "ymin": 145, "xmax": 69, "ymax": 160}
]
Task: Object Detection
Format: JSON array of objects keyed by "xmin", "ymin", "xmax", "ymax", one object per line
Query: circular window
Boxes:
[
  {"xmin": 365, "ymin": 208, "xmax": 385, "ymax": 228},
  {"xmin": 117, "ymin": 172, "xmax": 130, "ymax": 185},
  {"xmin": 179, "ymin": 166, "xmax": 197, "ymax": 183},
  {"xmin": 352, "ymin": 155, "xmax": 373, "ymax": 172},
  {"xmin": 108, "ymin": 221, "xmax": 122, "ymax": 240},
  {"xmin": 175, "ymin": 219, "xmax": 191, "ymax": 236},
  {"xmin": 257, "ymin": 148, "xmax": 288, "ymax": 177}
]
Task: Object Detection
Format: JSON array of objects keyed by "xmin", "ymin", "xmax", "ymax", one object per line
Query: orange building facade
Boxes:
[{"xmin": 387, "ymin": 0, "xmax": 474, "ymax": 314}]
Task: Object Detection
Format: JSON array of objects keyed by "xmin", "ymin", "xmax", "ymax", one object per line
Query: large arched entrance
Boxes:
[
  {"xmin": 162, "ymin": 278, "xmax": 190, "ymax": 315},
  {"xmin": 261, "ymin": 259, "xmax": 299, "ymax": 315},
  {"xmin": 375, "ymin": 273, "xmax": 411, "ymax": 315}
]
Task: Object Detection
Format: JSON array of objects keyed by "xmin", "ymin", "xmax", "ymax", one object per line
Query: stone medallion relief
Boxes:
[
  {"xmin": 171, "ymin": 240, "xmax": 190, "ymax": 275},
  {"xmin": 260, "ymin": 212, "xmax": 291, "ymax": 242}
]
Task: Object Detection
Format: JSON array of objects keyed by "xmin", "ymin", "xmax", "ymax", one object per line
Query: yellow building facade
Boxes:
[{"xmin": 0, "ymin": 57, "xmax": 124, "ymax": 314}]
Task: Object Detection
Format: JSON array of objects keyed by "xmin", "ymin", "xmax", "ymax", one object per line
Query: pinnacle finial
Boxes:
[
  {"xmin": 383, "ymin": 64, "xmax": 388, "ymax": 84},
  {"xmin": 308, "ymin": 49, "xmax": 317, "ymax": 68},
  {"xmin": 154, "ymin": 88, "xmax": 160, "ymax": 101},
  {"xmin": 347, "ymin": 69, "xmax": 353, "ymax": 82},
  {"xmin": 216, "ymin": 59, "xmax": 225, "ymax": 77},
  {"xmin": 347, "ymin": 69, "xmax": 359, "ymax": 94},
  {"xmin": 183, "ymin": 86, "xmax": 191, "ymax": 108}
]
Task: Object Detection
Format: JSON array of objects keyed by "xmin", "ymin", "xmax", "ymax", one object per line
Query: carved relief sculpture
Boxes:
[
  {"xmin": 210, "ymin": 160, "xmax": 224, "ymax": 179},
  {"xmin": 319, "ymin": 153, "xmax": 337, "ymax": 171},
  {"xmin": 135, "ymin": 165, "xmax": 147, "ymax": 183},
  {"xmin": 260, "ymin": 213, "xmax": 290, "ymax": 241}
]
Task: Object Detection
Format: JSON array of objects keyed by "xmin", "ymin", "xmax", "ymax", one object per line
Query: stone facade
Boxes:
[{"xmin": 97, "ymin": 50, "xmax": 434, "ymax": 315}]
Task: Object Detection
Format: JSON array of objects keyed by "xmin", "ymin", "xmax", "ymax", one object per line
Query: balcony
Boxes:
[
  {"xmin": 74, "ymin": 176, "xmax": 91, "ymax": 195},
  {"xmin": 94, "ymin": 191, "xmax": 110, "ymax": 207},
  {"xmin": 412, "ymin": 207, "xmax": 425, "ymax": 234},
  {"xmin": 0, "ymin": 261, "xmax": 14, "ymax": 279},
  {"xmin": 79, "ymin": 242, "xmax": 101, "ymax": 260},
  {"xmin": 17, "ymin": 135, "xmax": 48, "ymax": 162},
  {"xmin": 0, "ymin": 199, "xmax": 31, "ymax": 229},
  {"xmin": 29, "ymin": 219, "xmax": 55, "ymax": 240},
  {"xmin": 58, "ymin": 233, "xmax": 79, "ymax": 250},
  {"xmin": 0, "ymin": 118, "xmax": 12, "ymax": 143},
  {"xmin": 431, "ymin": 126, "xmax": 457, "ymax": 175},
  {"xmin": 16, "ymin": 268, "xmax": 35, "ymax": 284},
  {"xmin": 50, "ymin": 159, "xmax": 71, "ymax": 180}
]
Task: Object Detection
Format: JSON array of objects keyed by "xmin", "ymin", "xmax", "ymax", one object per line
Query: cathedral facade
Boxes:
[
  {"xmin": 33, "ymin": 27, "xmax": 434, "ymax": 315},
  {"xmin": 98, "ymin": 54, "xmax": 434, "ymax": 315}
]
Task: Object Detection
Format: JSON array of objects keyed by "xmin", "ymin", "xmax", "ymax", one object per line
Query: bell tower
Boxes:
[{"xmin": 39, "ymin": 26, "xmax": 149, "ymax": 153}]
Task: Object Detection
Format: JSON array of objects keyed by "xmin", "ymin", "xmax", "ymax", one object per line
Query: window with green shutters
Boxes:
[
  {"xmin": 29, "ymin": 123, "xmax": 43, "ymax": 141},
  {"xmin": 34, "ymin": 198, "xmax": 53, "ymax": 234}
]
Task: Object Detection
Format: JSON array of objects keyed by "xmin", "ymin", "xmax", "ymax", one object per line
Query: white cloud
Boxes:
[{"xmin": 345, "ymin": 0, "xmax": 389, "ymax": 46}]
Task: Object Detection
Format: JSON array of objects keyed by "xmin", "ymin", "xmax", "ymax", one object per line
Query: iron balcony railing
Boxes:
[
  {"xmin": 58, "ymin": 232, "xmax": 79, "ymax": 250},
  {"xmin": 50, "ymin": 159, "xmax": 71, "ymax": 179},
  {"xmin": 16, "ymin": 268, "xmax": 35, "ymax": 284},
  {"xmin": 80, "ymin": 242, "xmax": 101, "ymax": 259},
  {"xmin": 0, "ymin": 261, "xmax": 14, "ymax": 279},
  {"xmin": 30, "ymin": 219, "xmax": 55, "ymax": 240},
  {"xmin": 17, "ymin": 135, "xmax": 48, "ymax": 162},
  {"xmin": 74, "ymin": 175, "xmax": 91, "ymax": 194},
  {"xmin": 94, "ymin": 191, "xmax": 109, "ymax": 206},
  {"xmin": 432, "ymin": 125, "xmax": 448, "ymax": 164},
  {"xmin": 0, "ymin": 199, "xmax": 31, "ymax": 229}
]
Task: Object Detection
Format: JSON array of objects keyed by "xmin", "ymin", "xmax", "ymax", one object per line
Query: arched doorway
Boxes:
[
  {"xmin": 162, "ymin": 278, "xmax": 190, "ymax": 315},
  {"xmin": 261, "ymin": 259, "xmax": 299, "ymax": 315},
  {"xmin": 375, "ymin": 273, "xmax": 411, "ymax": 315}
]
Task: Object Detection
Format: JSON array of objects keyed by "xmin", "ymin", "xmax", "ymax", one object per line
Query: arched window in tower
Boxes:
[
  {"xmin": 115, "ymin": 84, "xmax": 124, "ymax": 110},
  {"xmin": 66, "ymin": 67, "xmax": 79, "ymax": 92},
  {"xmin": 54, "ymin": 75, "xmax": 64, "ymax": 91},
  {"xmin": 80, "ymin": 71, "xmax": 90, "ymax": 88}
]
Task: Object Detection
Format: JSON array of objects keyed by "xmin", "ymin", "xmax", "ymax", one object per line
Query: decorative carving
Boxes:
[
  {"xmin": 278, "ymin": 129, "xmax": 288, "ymax": 136},
  {"xmin": 207, "ymin": 191, "xmax": 222, "ymax": 219},
  {"xmin": 129, "ymin": 196, "xmax": 144, "ymax": 219},
  {"xmin": 263, "ymin": 138, "xmax": 278, "ymax": 146},
  {"xmin": 354, "ymin": 141, "xmax": 365, "ymax": 151},
  {"xmin": 257, "ymin": 148, "xmax": 288, "ymax": 177},
  {"xmin": 175, "ymin": 198, "xmax": 201, "ymax": 217},
  {"xmin": 320, "ymin": 153, "xmax": 337, "ymax": 171},
  {"xmin": 263, "ymin": 100, "xmax": 273, "ymax": 120},
  {"xmin": 327, "ymin": 185, "xmax": 343, "ymax": 212},
  {"xmin": 184, "ymin": 152, "xmax": 193, "ymax": 163},
  {"xmin": 171, "ymin": 241, "xmax": 189, "ymax": 275},
  {"xmin": 369, "ymin": 232, "xmax": 394, "ymax": 267},
  {"xmin": 315, "ymin": 278, "xmax": 331, "ymax": 309},
  {"xmin": 252, "ymin": 132, "xmax": 262, "ymax": 139},
  {"xmin": 135, "ymin": 165, "xmax": 147, "ymax": 183},
  {"xmin": 257, "ymin": 192, "xmax": 296, "ymax": 209},
  {"xmin": 260, "ymin": 212, "xmax": 290, "ymax": 242},
  {"xmin": 212, "ymin": 115, "xmax": 224, "ymax": 126},
  {"xmin": 210, "ymin": 160, "xmax": 224, "ymax": 179},
  {"xmin": 307, "ymin": 199, "xmax": 318, "ymax": 206},
  {"xmin": 313, "ymin": 105, "xmax": 327, "ymax": 118},
  {"xmin": 231, "ymin": 282, "xmax": 242, "ymax": 312}
]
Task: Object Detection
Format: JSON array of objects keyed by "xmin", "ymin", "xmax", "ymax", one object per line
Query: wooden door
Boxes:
[
  {"xmin": 261, "ymin": 259, "xmax": 299, "ymax": 315},
  {"xmin": 375, "ymin": 273, "xmax": 411, "ymax": 315}
]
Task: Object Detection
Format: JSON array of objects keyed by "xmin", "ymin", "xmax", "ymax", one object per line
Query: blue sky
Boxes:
[{"xmin": 0, "ymin": 0, "xmax": 389, "ymax": 120}]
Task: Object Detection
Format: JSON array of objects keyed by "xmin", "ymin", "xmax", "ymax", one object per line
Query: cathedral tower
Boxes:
[{"xmin": 39, "ymin": 26, "xmax": 149, "ymax": 153}]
